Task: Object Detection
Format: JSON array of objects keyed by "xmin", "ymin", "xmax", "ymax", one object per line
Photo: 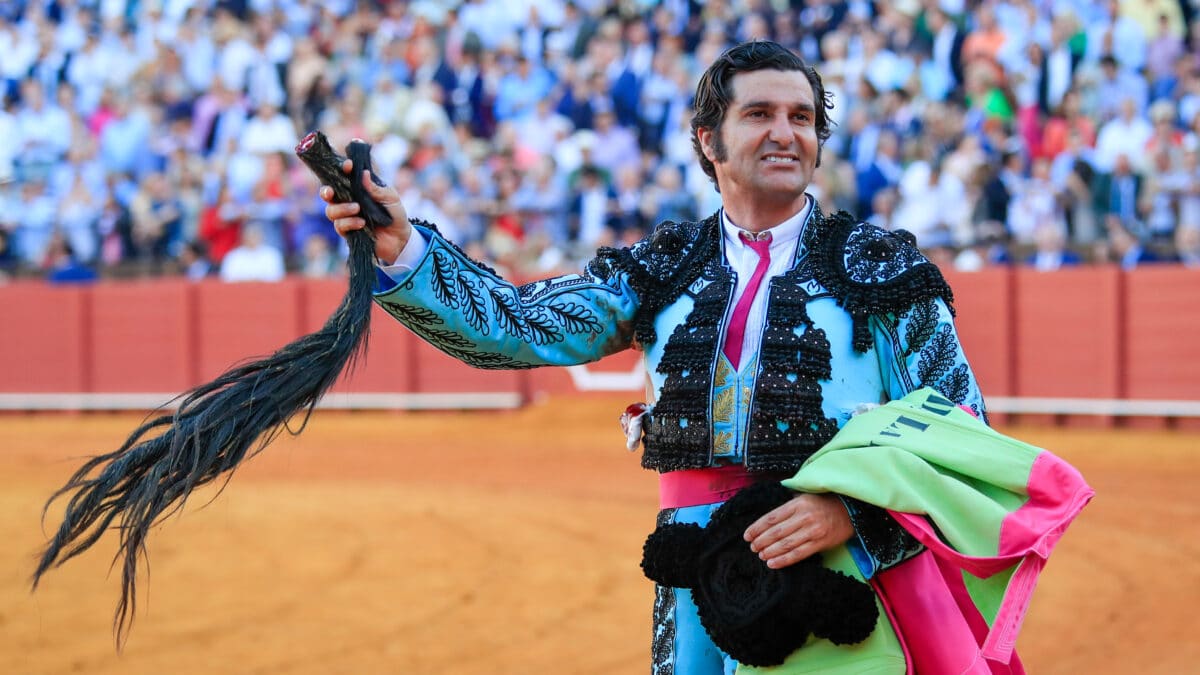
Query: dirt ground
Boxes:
[{"xmin": 2, "ymin": 396, "xmax": 1197, "ymax": 675}]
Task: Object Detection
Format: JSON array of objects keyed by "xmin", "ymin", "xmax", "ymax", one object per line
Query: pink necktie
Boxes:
[{"xmin": 723, "ymin": 233, "xmax": 772, "ymax": 369}]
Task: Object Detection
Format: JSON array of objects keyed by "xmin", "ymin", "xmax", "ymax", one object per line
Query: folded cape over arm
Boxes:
[{"xmin": 782, "ymin": 388, "xmax": 1094, "ymax": 674}]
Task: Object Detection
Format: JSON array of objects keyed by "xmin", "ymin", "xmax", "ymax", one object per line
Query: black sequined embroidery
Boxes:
[
  {"xmin": 641, "ymin": 261, "xmax": 734, "ymax": 471},
  {"xmin": 803, "ymin": 209, "xmax": 955, "ymax": 353},
  {"xmin": 843, "ymin": 496, "xmax": 922, "ymax": 568},
  {"xmin": 589, "ymin": 215, "xmax": 721, "ymax": 346},
  {"xmin": 651, "ymin": 508, "xmax": 680, "ymax": 675},
  {"xmin": 743, "ymin": 269, "xmax": 840, "ymax": 472},
  {"xmin": 604, "ymin": 206, "xmax": 959, "ymax": 473}
]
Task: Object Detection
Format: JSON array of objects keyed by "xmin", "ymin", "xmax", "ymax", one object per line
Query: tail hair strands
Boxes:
[{"xmin": 33, "ymin": 132, "xmax": 388, "ymax": 647}]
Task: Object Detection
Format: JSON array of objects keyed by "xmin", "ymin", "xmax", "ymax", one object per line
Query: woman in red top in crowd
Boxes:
[
  {"xmin": 198, "ymin": 184, "xmax": 243, "ymax": 264},
  {"xmin": 1040, "ymin": 89, "xmax": 1096, "ymax": 161}
]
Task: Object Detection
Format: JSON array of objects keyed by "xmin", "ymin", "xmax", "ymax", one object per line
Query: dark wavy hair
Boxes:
[{"xmin": 690, "ymin": 41, "xmax": 835, "ymax": 189}]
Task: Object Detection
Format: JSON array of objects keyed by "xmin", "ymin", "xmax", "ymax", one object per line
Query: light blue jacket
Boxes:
[{"xmin": 372, "ymin": 203, "xmax": 985, "ymax": 572}]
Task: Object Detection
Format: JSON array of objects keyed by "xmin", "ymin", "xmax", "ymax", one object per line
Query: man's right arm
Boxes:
[
  {"xmin": 371, "ymin": 221, "xmax": 640, "ymax": 370},
  {"xmin": 321, "ymin": 166, "xmax": 641, "ymax": 370}
]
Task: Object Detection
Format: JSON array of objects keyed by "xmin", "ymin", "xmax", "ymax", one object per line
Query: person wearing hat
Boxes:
[{"xmin": 323, "ymin": 41, "xmax": 987, "ymax": 673}]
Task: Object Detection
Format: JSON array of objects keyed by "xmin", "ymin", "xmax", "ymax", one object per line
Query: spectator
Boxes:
[
  {"xmin": 1092, "ymin": 54, "xmax": 1149, "ymax": 123},
  {"xmin": 566, "ymin": 164, "xmax": 615, "ymax": 248},
  {"xmin": 178, "ymin": 241, "xmax": 213, "ymax": 281},
  {"xmin": 610, "ymin": 164, "xmax": 646, "ymax": 236},
  {"xmin": 57, "ymin": 171, "xmax": 103, "ymax": 263},
  {"xmin": 512, "ymin": 156, "xmax": 569, "ymax": 243},
  {"xmin": 1103, "ymin": 216, "xmax": 1176, "ymax": 268},
  {"xmin": 44, "ymin": 235, "xmax": 98, "ymax": 285},
  {"xmin": 199, "ymin": 184, "xmax": 244, "ymax": 265},
  {"xmin": 922, "ymin": 6, "xmax": 966, "ymax": 96},
  {"xmin": 247, "ymin": 152, "xmax": 292, "ymax": 254},
  {"xmin": 219, "ymin": 223, "xmax": 286, "ymax": 282},
  {"xmin": 239, "ymin": 100, "xmax": 300, "ymax": 157},
  {"xmin": 1050, "ymin": 129, "xmax": 1101, "ymax": 244},
  {"xmin": 0, "ymin": 228, "xmax": 16, "ymax": 279},
  {"xmin": 300, "ymin": 233, "xmax": 342, "ymax": 278},
  {"xmin": 14, "ymin": 79, "xmax": 71, "ymax": 182},
  {"xmin": 0, "ymin": 96, "xmax": 16, "ymax": 183},
  {"xmin": 11, "ymin": 179, "xmax": 57, "ymax": 268},
  {"xmin": 1146, "ymin": 13, "xmax": 1186, "ymax": 99},
  {"xmin": 1093, "ymin": 153, "xmax": 1145, "ymax": 233},
  {"xmin": 1026, "ymin": 223, "xmax": 1083, "ymax": 271},
  {"xmin": 1144, "ymin": 99, "xmax": 1184, "ymax": 159},
  {"xmin": 961, "ymin": 3, "xmax": 1007, "ymax": 66},
  {"xmin": 1008, "ymin": 157, "xmax": 1068, "ymax": 244},
  {"xmin": 1175, "ymin": 222, "xmax": 1200, "ymax": 266},
  {"xmin": 588, "ymin": 105, "xmax": 641, "ymax": 176},
  {"xmin": 854, "ymin": 129, "xmax": 902, "ymax": 218},
  {"xmin": 494, "ymin": 54, "xmax": 555, "ymax": 123},
  {"xmin": 1094, "ymin": 97, "xmax": 1154, "ymax": 172},
  {"xmin": 129, "ymin": 172, "xmax": 185, "ymax": 264},
  {"xmin": 1085, "ymin": 0, "xmax": 1147, "ymax": 72},
  {"xmin": 1176, "ymin": 139, "xmax": 1200, "ymax": 230},
  {"xmin": 640, "ymin": 163, "xmax": 696, "ymax": 227},
  {"xmin": 894, "ymin": 153, "xmax": 970, "ymax": 247},
  {"xmin": 1041, "ymin": 89, "xmax": 1097, "ymax": 161}
]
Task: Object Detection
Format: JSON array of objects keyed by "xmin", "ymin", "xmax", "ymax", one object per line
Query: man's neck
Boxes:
[{"xmin": 721, "ymin": 195, "xmax": 810, "ymax": 233}]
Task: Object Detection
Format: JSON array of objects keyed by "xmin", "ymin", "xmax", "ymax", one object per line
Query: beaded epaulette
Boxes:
[
  {"xmin": 588, "ymin": 214, "xmax": 721, "ymax": 345},
  {"xmin": 802, "ymin": 209, "xmax": 955, "ymax": 352}
]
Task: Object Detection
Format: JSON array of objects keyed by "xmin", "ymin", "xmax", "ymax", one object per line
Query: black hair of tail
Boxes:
[{"xmin": 32, "ymin": 132, "xmax": 387, "ymax": 648}]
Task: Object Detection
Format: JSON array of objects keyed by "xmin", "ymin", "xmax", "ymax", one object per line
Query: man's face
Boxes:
[{"xmin": 699, "ymin": 69, "xmax": 820, "ymax": 207}]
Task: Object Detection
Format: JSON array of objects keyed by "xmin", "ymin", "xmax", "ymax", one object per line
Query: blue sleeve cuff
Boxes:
[
  {"xmin": 374, "ymin": 267, "xmax": 403, "ymax": 293},
  {"xmin": 840, "ymin": 496, "xmax": 881, "ymax": 579}
]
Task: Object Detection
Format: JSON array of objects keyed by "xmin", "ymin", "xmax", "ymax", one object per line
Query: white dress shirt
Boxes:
[{"xmin": 720, "ymin": 198, "xmax": 813, "ymax": 368}]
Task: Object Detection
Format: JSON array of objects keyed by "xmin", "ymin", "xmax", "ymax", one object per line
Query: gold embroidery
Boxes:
[
  {"xmin": 713, "ymin": 430, "xmax": 734, "ymax": 455},
  {"xmin": 714, "ymin": 358, "xmax": 733, "ymax": 387},
  {"xmin": 714, "ymin": 383, "xmax": 735, "ymax": 423}
]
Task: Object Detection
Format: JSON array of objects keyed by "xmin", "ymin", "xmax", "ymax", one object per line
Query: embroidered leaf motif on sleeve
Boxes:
[
  {"xmin": 431, "ymin": 250, "xmax": 461, "ymax": 308},
  {"xmin": 936, "ymin": 363, "xmax": 971, "ymax": 406},
  {"xmin": 546, "ymin": 300, "xmax": 604, "ymax": 334},
  {"xmin": 903, "ymin": 300, "xmax": 938, "ymax": 357},
  {"xmin": 457, "ymin": 275, "xmax": 490, "ymax": 333},
  {"xmin": 916, "ymin": 324, "xmax": 957, "ymax": 386}
]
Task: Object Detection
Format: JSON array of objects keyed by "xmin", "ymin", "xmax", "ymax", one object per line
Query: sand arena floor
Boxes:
[{"xmin": 1, "ymin": 396, "xmax": 1197, "ymax": 674}]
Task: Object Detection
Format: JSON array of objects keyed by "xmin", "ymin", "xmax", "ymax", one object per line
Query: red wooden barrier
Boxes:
[
  {"xmin": 943, "ymin": 268, "xmax": 1014, "ymax": 398},
  {"xmin": 1, "ymin": 265, "xmax": 1199, "ymax": 420},
  {"xmin": 411, "ymin": 339, "xmax": 528, "ymax": 395},
  {"xmin": 90, "ymin": 280, "xmax": 194, "ymax": 392},
  {"xmin": 300, "ymin": 279, "xmax": 418, "ymax": 393},
  {"xmin": 1012, "ymin": 267, "xmax": 1122, "ymax": 399},
  {"xmin": 193, "ymin": 279, "xmax": 304, "ymax": 383},
  {"xmin": 1124, "ymin": 267, "xmax": 1200, "ymax": 400},
  {"xmin": 0, "ymin": 284, "xmax": 88, "ymax": 393}
]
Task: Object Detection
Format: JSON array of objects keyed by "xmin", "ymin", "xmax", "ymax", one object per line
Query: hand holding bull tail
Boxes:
[
  {"xmin": 33, "ymin": 132, "xmax": 395, "ymax": 648},
  {"xmin": 301, "ymin": 132, "xmax": 412, "ymax": 265}
]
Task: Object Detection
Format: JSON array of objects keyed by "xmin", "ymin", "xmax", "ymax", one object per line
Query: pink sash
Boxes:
[{"xmin": 658, "ymin": 465, "xmax": 791, "ymax": 509}]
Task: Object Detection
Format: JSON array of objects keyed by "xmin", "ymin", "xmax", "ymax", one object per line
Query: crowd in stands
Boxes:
[{"xmin": 3, "ymin": 0, "xmax": 1200, "ymax": 285}]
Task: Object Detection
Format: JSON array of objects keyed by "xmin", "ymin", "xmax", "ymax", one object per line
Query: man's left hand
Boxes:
[{"xmin": 743, "ymin": 492, "xmax": 854, "ymax": 569}]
